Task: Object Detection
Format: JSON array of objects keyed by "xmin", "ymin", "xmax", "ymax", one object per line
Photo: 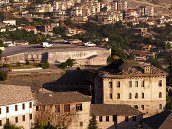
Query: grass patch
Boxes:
[{"xmin": 10, "ymin": 64, "xmax": 40, "ymax": 69}]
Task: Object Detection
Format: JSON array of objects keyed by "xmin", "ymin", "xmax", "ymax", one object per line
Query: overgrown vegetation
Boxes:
[
  {"xmin": 88, "ymin": 114, "xmax": 98, "ymax": 129},
  {"xmin": 59, "ymin": 59, "xmax": 75, "ymax": 69}
]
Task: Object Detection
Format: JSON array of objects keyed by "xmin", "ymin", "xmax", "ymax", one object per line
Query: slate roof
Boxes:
[
  {"xmin": 142, "ymin": 110, "xmax": 172, "ymax": 129},
  {"xmin": 0, "ymin": 85, "xmax": 34, "ymax": 106},
  {"xmin": 35, "ymin": 91, "xmax": 91, "ymax": 105},
  {"xmin": 90, "ymin": 104, "xmax": 143, "ymax": 116}
]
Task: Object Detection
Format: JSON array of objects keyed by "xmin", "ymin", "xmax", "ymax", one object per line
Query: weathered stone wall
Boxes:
[{"xmin": 1, "ymin": 49, "xmax": 111, "ymax": 66}]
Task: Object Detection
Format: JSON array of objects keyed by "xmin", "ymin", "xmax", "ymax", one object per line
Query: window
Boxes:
[
  {"xmin": 159, "ymin": 104, "xmax": 162, "ymax": 110},
  {"xmin": 133, "ymin": 116, "xmax": 136, "ymax": 121},
  {"xmin": 55, "ymin": 105, "xmax": 60, "ymax": 112},
  {"xmin": 135, "ymin": 93, "xmax": 138, "ymax": 99},
  {"xmin": 142, "ymin": 93, "xmax": 144, "ymax": 98},
  {"xmin": 109, "ymin": 81, "xmax": 112, "ymax": 88},
  {"xmin": 15, "ymin": 105, "xmax": 18, "ymax": 111},
  {"xmin": 64, "ymin": 104, "xmax": 70, "ymax": 112},
  {"xmin": 6, "ymin": 106, "xmax": 9, "ymax": 113},
  {"xmin": 135, "ymin": 81, "xmax": 138, "ymax": 87},
  {"xmin": 76, "ymin": 104, "xmax": 82, "ymax": 111},
  {"xmin": 6, "ymin": 119, "xmax": 9, "ymax": 123},
  {"xmin": 0, "ymin": 108, "xmax": 1, "ymax": 114},
  {"xmin": 129, "ymin": 93, "xmax": 132, "ymax": 99},
  {"xmin": 134, "ymin": 105, "xmax": 138, "ymax": 109},
  {"xmin": 15, "ymin": 117, "xmax": 18, "ymax": 123},
  {"xmin": 99, "ymin": 116, "xmax": 102, "ymax": 122},
  {"xmin": 125, "ymin": 116, "xmax": 129, "ymax": 122},
  {"xmin": 109, "ymin": 93, "xmax": 112, "ymax": 99},
  {"xmin": 129, "ymin": 81, "xmax": 132, "ymax": 87},
  {"xmin": 0, "ymin": 120, "xmax": 2, "ymax": 126},
  {"xmin": 106, "ymin": 116, "xmax": 109, "ymax": 122},
  {"xmin": 117, "ymin": 81, "xmax": 120, "ymax": 88},
  {"xmin": 113, "ymin": 115, "xmax": 117, "ymax": 122},
  {"xmin": 29, "ymin": 114, "xmax": 32, "ymax": 120},
  {"xmin": 36, "ymin": 106, "xmax": 39, "ymax": 111},
  {"xmin": 159, "ymin": 92, "xmax": 162, "ymax": 98},
  {"xmin": 141, "ymin": 81, "xmax": 145, "ymax": 87},
  {"xmin": 29, "ymin": 102, "xmax": 32, "ymax": 108},
  {"xmin": 117, "ymin": 93, "xmax": 120, "ymax": 99},
  {"xmin": 22, "ymin": 103, "xmax": 25, "ymax": 110},
  {"xmin": 141, "ymin": 105, "xmax": 144, "ymax": 110},
  {"xmin": 22, "ymin": 115, "xmax": 25, "ymax": 121},
  {"xmin": 158, "ymin": 80, "xmax": 162, "ymax": 87},
  {"xmin": 80, "ymin": 122, "xmax": 83, "ymax": 127}
]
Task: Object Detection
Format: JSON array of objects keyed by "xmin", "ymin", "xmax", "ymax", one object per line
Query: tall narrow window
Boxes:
[
  {"xmin": 109, "ymin": 93, "xmax": 112, "ymax": 99},
  {"xmin": 106, "ymin": 116, "xmax": 109, "ymax": 122},
  {"xmin": 6, "ymin": 106, "xmax": 9, "ymax": 113},
  {"xmin": 117, "ymin": 81, "xmax": 120, "ymax": 88},
  {"xmin": 113, "ymin": 115, "xmax": 117, "ymax": 122},
  {"xmin": 36, "ymin": 106, "xmax": 39, "ymax": 111},
  {"xmin": 29, "ymin": 102, "xmax": 32, "ymax": 108},
  {"xmin": 159, "ymin": 92, "xmax": 162, "ymax": 98},
  {"xmin": 15, "ymin": 105, "xmax": 18, "ymax": 111},
  {"xmin": 29, "ymin": 114, "xmax": 32, "ymax": 120},
  {"xmin": 117, "ymin": 93, "xmax": 120, "ymax": 99},
  {"xmin": 76, "ymin": 104, "xmax": 82, "ymax": 111},
  {"xmin": 141, "ymin": 81, "xmax": 145, "ymax": 87},
  {"xmin": 141, "ymin": 105, "xmax": 144, "ymax": 110},
  {"xmin": 158, "ymin": 80, "xmax": 162, "ymax": 87},
  {"xmin": 125, "ymin": 116, "xmax": 129, "ymax": 122},
  {"xmin": 142, "ymin": 93, "xmax": 144, "ymax": 99},
  {"xmin": 135, "ymin": 81, "xmax": 138, "ymax": 87},
  {"xmin": 135, "ymin": 93, "xmax": 138, "ymax": 99},
  {"xmin": 22, "ymin": 115, "xmax": 25, "ymax": 121},
  {"xmin": 129, "ymin": 81, "xmax": 132, "ymax": 87},
  {"xmin": 134, "ymin": 105, "xmax": 138, "ymax": 109},
  {"xmin": 55, "ymin": 105, "xmax": 60, "ymax": 112},
  {"xmin": 22, "ymin": 103, "xmax": 25, "ymax": 110},
  {"xmin": 15, "ymin": 117, "xmax": 18, "ymax": 123},
  {"xmin": 109, "ymin": 81, "xmax": 112, "ymax": 88},
  {"xmin": 0, "ymin": 120, "xmax": 2, "ymax": 126},
  {"xmin": 99, "ymin": 116, "xmax": 103, "ymax": 122},
  {"xmin": 129, "ymin": 93, "xmax": 132, "ymax": 99},
  {"xmin": 0, "ymin": 108, "xmax": 1, "ymax": 114},
  {"xmin": 159, "ymin": 104, "xmax": 162, "ymax": 109}
]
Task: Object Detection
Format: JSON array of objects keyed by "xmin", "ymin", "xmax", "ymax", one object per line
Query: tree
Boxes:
[
  {"xmin": 40, "ymin": 61, "xmax": 49, "ymax": 69},
  {"xmin": 0, "ymin": 71, "xmax": 7, "ymax": 81},
  {"xmin": 53, "ymin": 26, "xmax": 66, "ymax": 37},
  {"xmin": 63, "ymin": 18, "xmax": 73, "ymax": 27},
  {"xmin": 66, "ymin": 58, "xmax": 75, "ymax": 67},
  {"xmin": 0, "ymin": 12, "xmax": 4, "ymax": 22},
  {"xmin": 88, "ymin": 114, "xmax": 98, "ymax": 129},
  {"xmin": 100, "ymin": 7, "xmax": 107, "ymax": 12},
  {"xmin": 4, "ymin": 122, "xmax": 23, "ymax": 129},
  {"xmin": 0, "ymin": 40, "xmax": 4, "ymax": 47}
]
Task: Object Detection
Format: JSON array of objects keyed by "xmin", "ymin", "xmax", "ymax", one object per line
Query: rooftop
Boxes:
[
  {"xmin": 35, "ymin": 91, "xmax": 91, "ymax": 105},
  {"xmin": 0, "ymin": 85, "xmax": 34, "ymax": 106},
  {"xmin": 91, "ymin": 104, "xmax": 143, "ymax": 116},
  {"xmin": 142, "ymin": 110, "xmax": 172, "ymax": 129}
]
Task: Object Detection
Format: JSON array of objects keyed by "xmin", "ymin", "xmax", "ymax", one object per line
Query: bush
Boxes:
[
  {"xmin": 16, "ymin": 62, "xmax": 21, "ymax": 67},
  {"xmin": 2, "ymin": 64, "xmax": 10, "ymax": 68},
  {"xmin": 59, "ymin": 62, "xmax": 68, "ymax": 69},
  {"xmin": 25, "ymin": 60, "xmax": 30, "ymax": 65},
  {"xmin": 0, "ymin": 71, "xmax": 7, "ymax": 81},
  {"xmin": 66, "ymin": 58, "xmax": 75, "ymax": 67},
  {"xmin": 40, "ymin": 61, "xmax": 49, "ymax": 69}
]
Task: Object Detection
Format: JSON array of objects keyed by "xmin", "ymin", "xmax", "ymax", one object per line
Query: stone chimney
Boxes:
[{"xmin": 144, "ymin": 64, "xmax": 152, "ymax": 74}]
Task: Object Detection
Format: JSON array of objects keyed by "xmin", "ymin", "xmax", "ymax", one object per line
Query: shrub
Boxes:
[
  {"xmin": 66, "ymin": 58, "xmax": 75, "ymax": 67},
  {"xmin": 41, "ymin": 61, "xmax": 49, "ymax": 69},
  {"xmin": 16, "ymin": 62, "xmax": 21, "ymax": 67},
  {"xmin": 25, "ymin": 60, "xmax": 30, "ymax": 65},
  {"xmin": 59, "ymin": 62, "xmax": 68, "ymax": 69},
  {"xmin": 2, "ymin": 64, "xmax": 10, "ymax": 68},
  {"xmin": 0, "ymin": 71, "xmax": 7, "ymax": 81}
]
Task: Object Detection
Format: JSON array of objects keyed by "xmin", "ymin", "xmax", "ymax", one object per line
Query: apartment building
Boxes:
[
  {"xmin": 95, "ymin": 60, "xmax": 167, "ymax": 116},
  {"xmin": 34, "ymin": 91, "xmax": 91, "ymax": 129},
  {"xmin": 0, "ymin": 85, "xmax": 34, "ymax": 129},
  {"xmin": 91, "ymin": 104, "xmax": 143, "ymax": 129}
]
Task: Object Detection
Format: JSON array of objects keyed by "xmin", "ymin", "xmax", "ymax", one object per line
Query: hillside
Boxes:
[{"xmin": 128, "ymin": 0, "xmax": 172, "ymax": 16}]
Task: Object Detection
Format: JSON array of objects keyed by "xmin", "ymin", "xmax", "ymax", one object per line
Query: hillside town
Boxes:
[{"xmin": 0, "ymin": 0, "xmax": 172, "ymax": 129}]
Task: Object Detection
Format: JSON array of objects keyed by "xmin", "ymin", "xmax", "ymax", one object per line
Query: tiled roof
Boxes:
[
  {"xmin": 0, "ymin": 85, "xmax": 34, "ymax": 106},
  {"xmin": 91, "ymin": 104, "xmax": 143, "ymax": 116},
  {"xmin": 143, "ymin": 110, "xmax": 172, "ymax": 129},
  {"xmin": 35, "ymin": 91, "xmax": 91, "ymax": 105}
]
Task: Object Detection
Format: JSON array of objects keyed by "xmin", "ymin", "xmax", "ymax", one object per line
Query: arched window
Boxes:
[
  {"xmin": 142, "ymin": 93, "xmax": 144, "ymax": 99},
  {"xmin": 141, "ymin": 105, "xmax": 144, "ymax": 110},
  {"xmin": 158, "ymin": 80, "xmax": 162, "ymax": 87},
  {"xmin": 159, "ymin": 104, "xmax": 162, "ymax": 109},
  {"xmin": 135, "ymin": 93, "xmax": 138, "ymax": 99},
  {"xmin": 109, "ymin": 93, "xmax": 112, "ymax": 99},
  {"xmin": 117, "ymin": 93, "xmax": 120, "ymax": 99},
  {"xmin": 159, "ymin": 92, "xmax": 162, "ymax": 98},
  {"xmin": 134, "ymin": 105, "xmax": 138, "ymax": 109},
  {"xmin": 129, "ymin": 93, "xmax": 132, "ymax": 99}
]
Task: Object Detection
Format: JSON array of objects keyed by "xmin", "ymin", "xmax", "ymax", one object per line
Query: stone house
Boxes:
[
  {"xmin": 34, "ymin": 91, "xmax": 91, "ymax": 129},
  {"xmin": 94, "ymin": 60, "xmax": 167, "ymax": 117},
  {"xmin": 91, "ymin": 104, "xmax": 143, "ymax": 129},
  {"xmin": 0, "ymin": 85, "xmax": 34, "ymax": 129}
]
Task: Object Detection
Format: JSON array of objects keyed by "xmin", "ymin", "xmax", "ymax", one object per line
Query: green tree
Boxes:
[
  {"xmin": 63, "ymin": 18, "xmax": 73, "ymax": 27},
  {"xmin": 40, "ymin": 61, "xmax": 49, "ymax": 69},
  {"xmin": 66, "ymin": 58, "xmax": 75, "ymax": 67},
  {"xmin": 53, "ymin": 26, "xmax": 66, "ymax": 37},
  {"xmin": 0, "ymin": 71, "xmax": 7, "ymax": 81},
  {"xmin": 88, "ymin": 114, "xmax": 98, "ymax": 129},
  {"xmin": 100, "ymin": 7, "xmax": 107, "ymax": 12},
  {"xmin": 0, "ymin": 40, "xmax": 4, "ymax": 47},
  {"xmin": 0, "ymin": 12, "xmax": 5, "ymax": 22},
  {"xmin": 4, "ymin": 122, "xmax": 23, "ymax": 129}
]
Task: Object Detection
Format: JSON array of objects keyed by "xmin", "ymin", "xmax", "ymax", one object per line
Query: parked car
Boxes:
[
  {"xmin": 84, "ymin": 42, "xmax": 96, "ymax": 47},
  {"xmin": 3, "ymin": 41, "xmax": 16, "ymax": 47},
  {"xmin": 42, "ymin": 42, "xmax": 53, "ymax": 48}
]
